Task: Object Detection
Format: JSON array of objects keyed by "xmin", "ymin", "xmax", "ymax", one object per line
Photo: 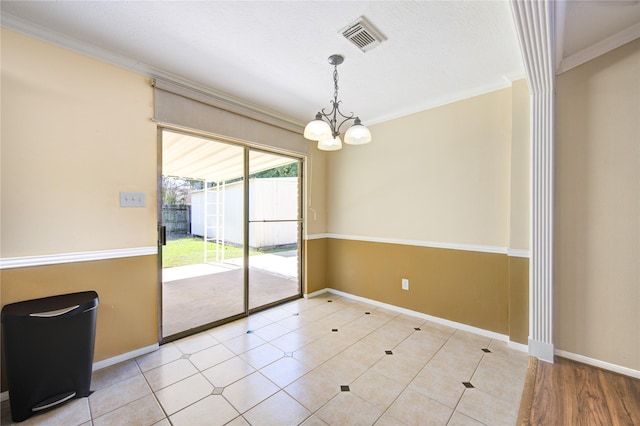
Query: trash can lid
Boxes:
[{"xmin": 1, "ymin": 291, "xmax": 99, "ymax": 319}]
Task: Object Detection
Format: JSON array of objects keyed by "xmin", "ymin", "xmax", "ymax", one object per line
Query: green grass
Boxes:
[
  {"xmin": 162, "ymin": 236, "xmax": 298, "ymax": 268},
  {"xmin": 162, "ymin": 237, "xmax": 247, "ymax": 268}
]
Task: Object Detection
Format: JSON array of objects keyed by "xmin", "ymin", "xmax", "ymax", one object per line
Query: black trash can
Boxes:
[{"xmin": 1, "ymin": 291, "xmax": 99, "ymax": 423}]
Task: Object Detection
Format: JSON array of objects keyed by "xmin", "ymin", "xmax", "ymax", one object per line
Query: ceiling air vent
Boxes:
[{"xmin": 340, "ymin": 16, "xmax": 386, "ymax": 53}]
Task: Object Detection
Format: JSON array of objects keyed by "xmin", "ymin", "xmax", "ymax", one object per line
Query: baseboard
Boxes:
[
  {"xmin": 508, "ymin": 340, "xmax": 529, "ymax": 353},
  {"xmin": 92, "ymin": 343, "xmax": 159, "ymax": 372},
  {"xmin": 555, "ymin": 349, "xmax": 640, "ymax": 379},
  {"xmin": 321, "ymin": 288, "xmax": 511, "ymax": 343},
  {"xmin": 1, "ymin": 344, "xmax": 160, "ymax": 403},
  {"xmin": 529, "ymin": 338, "xmax": 555, "ymax": 363},
  {"xmin": 303, "ymin": 288, "xmax": 329, "ymax": 299}
]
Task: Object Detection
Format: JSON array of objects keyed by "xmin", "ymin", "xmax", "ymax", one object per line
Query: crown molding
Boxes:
[
  {"xmin": 1, "ymin": 13, "xmax": 305, "ymax": 133},
  {"xmin": 368, "ymin": 74, "xmax": 526, "ymax": 125},
  {"xmin": 557, "ymin": 22, "xmax": 640, "ymax": 74}
]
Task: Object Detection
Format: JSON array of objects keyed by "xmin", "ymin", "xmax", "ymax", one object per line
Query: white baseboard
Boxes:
[
  {"xmin": 508, "ymin": 340, "xmax": 529, "ymax": 353},
  {"xmin": 303, "ymin": 288, "xmax": 329, "ymax": 299},
  {"xmin": 309, "ymin": 288, "xmax": 640, "ymax": 375},
  {"xmin": 321, "ymin": 288, "xmax": 511, "ymax": 343},
  {"xmin": 92, "ymin": 343, "xmax": 159, "ymax": 372},
  {"xmin": 306, "ymin": 287, "xmax": 530, "ymax": 353},
  {"xmin": 0, "ymin": 343, "xmax": 160, "ymax": 402},
  {"xmin": 1, "ymin": 344, "xmax": 160, "ymax": 403},
  {"xmin": 529, "ymin": 338, "xmax": 555, "ymax": 363},
  {"xmin": 555, "ymin": 349, "xmax": 640, "ymax": 379}
]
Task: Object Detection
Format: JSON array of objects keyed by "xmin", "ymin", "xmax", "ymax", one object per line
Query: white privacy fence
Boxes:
[{"xmin": 190, "ymin": 177, "xmax": 299, "ymax": 250}]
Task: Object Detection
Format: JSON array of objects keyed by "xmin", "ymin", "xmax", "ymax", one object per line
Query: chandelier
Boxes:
[{"xmin": 304, "ymin": 54, "xmax": 372, "ymax": 151}]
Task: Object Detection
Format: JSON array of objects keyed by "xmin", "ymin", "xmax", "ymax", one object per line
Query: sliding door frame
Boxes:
[
  {"xmin": 157, "ymin": 125, "xmax": 304, "ymax": 344},
  {"xmin": 247, "ymin": 146, "xmax": 304, "ymax": 314}
]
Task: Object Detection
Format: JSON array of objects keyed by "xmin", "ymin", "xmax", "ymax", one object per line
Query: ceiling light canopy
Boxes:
[{"xmin": 304, "ymin": 54, "xmax": 371, "ymax": 151}]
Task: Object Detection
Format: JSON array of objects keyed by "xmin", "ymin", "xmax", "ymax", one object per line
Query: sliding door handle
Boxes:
[{"xmin": 159, "ymin": 225, "xmax": 167, "ymax": 246}]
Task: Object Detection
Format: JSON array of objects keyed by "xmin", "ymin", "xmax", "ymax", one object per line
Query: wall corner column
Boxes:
[{"xmin": 510, "ymin": 0, "xmax": 556, "ymax": 363}]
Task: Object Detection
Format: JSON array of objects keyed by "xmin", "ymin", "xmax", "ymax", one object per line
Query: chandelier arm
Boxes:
[
  {"xmin": 335, "ymin": 115, "xmax": 357, "ymax": 135},
  {"xmin": 335, "ymin": 108, "xmax": 356, "ymax": 121},
  {"xmin": 319, "ymin": 103, "xmax": 337, "ymax": 120},
  {"xmin": 318, "ymin": 106, "xmax": 357, "ymax": 135},
  {"xmin": 318, "ymin": 103, "xmax": 338, "ymax": 136}
]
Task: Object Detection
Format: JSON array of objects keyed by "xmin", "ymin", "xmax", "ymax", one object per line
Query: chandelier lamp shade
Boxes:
[{"xmin": 304, "ymin": 54, "xmax": 372, "ymax": 151}]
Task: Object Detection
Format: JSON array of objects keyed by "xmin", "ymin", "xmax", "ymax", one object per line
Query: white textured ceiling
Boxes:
[
  {"xmin": 1, "ymin": 1, "xmax": 524, "ymax": 127},
  {"xmin": 1, "ymin": 1, "xmax": 638, "ymax": 128}
]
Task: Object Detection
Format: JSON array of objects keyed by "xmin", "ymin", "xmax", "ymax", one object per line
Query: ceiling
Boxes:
[{"xmin": 1, "ymin": 1, "xmax": 638, "ymax": 129}]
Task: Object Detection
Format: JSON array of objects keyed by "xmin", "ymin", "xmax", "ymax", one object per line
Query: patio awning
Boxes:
[{"xmin": 162, "ymin": 130, "xmax": 297, "ymax": 182}]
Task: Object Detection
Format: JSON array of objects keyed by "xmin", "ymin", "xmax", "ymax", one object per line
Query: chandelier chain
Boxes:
[{"xmin": 333, "ymin": 65, "xmax": 339, "ymax": 102}]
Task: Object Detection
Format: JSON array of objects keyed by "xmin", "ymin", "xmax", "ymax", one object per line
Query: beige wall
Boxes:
[
  {"xmin": 555, "ymin": 39, "xmax": 640, "ymax": 370},
  {"xmin": 304, "ymin": 144, "xmax": 327, "ymax": 236},
  {"xmin": 1, "ymin": 28, "xmax": 159, "ymax": 383},
  {"xmin": 0, "ymin": 28, "xmax": 330, "ymax": 373},
  {"xmin": 509, "ymin": 79, "xmax": 530, "ymax": 251},
  {"xmin": 321, "ymin": 84, "xmax": 530, "ymax": 340},
  {"xmin": 303, "ymin": 143, "xmax": 328, "ymax": 294},
  {"xmin": 326, "ymin": 88, "xmax": 512, "ymax": 248},
  {"xmin": 1, "ymin": 29, "xmax": 157, "ymax": 257},
  {"xmin": 1, "ymin": 26, "xmax": 533, "ymax": 379},
  {"xmin": 508, "ymin": 79, "xmax": 530, "ymax": 345}
]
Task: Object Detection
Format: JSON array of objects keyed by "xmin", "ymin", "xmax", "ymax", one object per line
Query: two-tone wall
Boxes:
[
  {"xmin": 2, "ymin": 27, "xmax": 531, "ymax": 376},
  {"xmin": 1, "ymin": 28, "xmax": 159, "ymax": 372},
  {"xmin": 308, "ymin": 81, "xmax": 531, "ymax": 344},
  {"xmin": 0, "ymin": 28, "xmax": 329, "ymax": 395}
]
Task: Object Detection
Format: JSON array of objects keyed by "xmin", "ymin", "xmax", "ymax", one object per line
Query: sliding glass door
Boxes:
[
  {"xmin": 159, "ymin": 129, "xmax": 301, "ymax": 340},
  {"xmin": 160, "ymin": 130, "xmax": 246, "ymax": 339},
  {"xmin": 248, "ymin": 150, "xmax": 302, "ymax": 311}
]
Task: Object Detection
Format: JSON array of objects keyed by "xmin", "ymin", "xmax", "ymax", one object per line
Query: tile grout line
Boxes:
[
  {"xmin": 75, "ymin": 295, "xmax": 519, "ymax": 426},
  {"xmin": 275, "ymin": 300, "xmax": 404, "ymax": 420},
  {"xmin": 87, "ymin": 357, "xmax": 167, "ymax": 424},
  {"xmin": 445, "ymin": 339, "xmax": 491, "ymax": 425},
  {"xmin": 137, "ymin": 354, "xmax": 174, "ymax": 423},
  {"xmin": 372, "ymin": 324, "xmax": 459, "ymax": 425}
]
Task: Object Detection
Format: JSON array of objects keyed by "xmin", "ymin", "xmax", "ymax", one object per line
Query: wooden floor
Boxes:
[{"xmin": 526, "ymin": 357, "xmax": 640, "ymax": 425}]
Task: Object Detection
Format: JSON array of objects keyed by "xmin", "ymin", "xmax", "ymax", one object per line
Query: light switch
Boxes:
[{"xmin": 120, "ymin": 192, "xmax": 146, "ymax": 207}]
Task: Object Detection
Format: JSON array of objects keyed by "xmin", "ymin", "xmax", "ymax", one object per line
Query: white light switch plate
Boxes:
[{"xmin": 120, "ymin": 192, "xmax": 146, "ymax": 207}]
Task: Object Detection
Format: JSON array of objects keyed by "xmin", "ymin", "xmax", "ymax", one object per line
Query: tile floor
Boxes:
[{"xmin": 1, "ymin": 293, "xmax": 529, "ymax": 425}]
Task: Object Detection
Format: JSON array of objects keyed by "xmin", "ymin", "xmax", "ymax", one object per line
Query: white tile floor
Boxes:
[{"xmin": 1, "ymin": 293, "xmax": 529, "ymax": 425}]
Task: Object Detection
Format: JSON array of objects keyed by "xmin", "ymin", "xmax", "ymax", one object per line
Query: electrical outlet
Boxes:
[
  {"xmin": 402, "ymin": 278, "xmax": 409, "ymax": 290},
  {"xmin": 120, "ymin": 192, "xmax": 146, "ymax": 207}
]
